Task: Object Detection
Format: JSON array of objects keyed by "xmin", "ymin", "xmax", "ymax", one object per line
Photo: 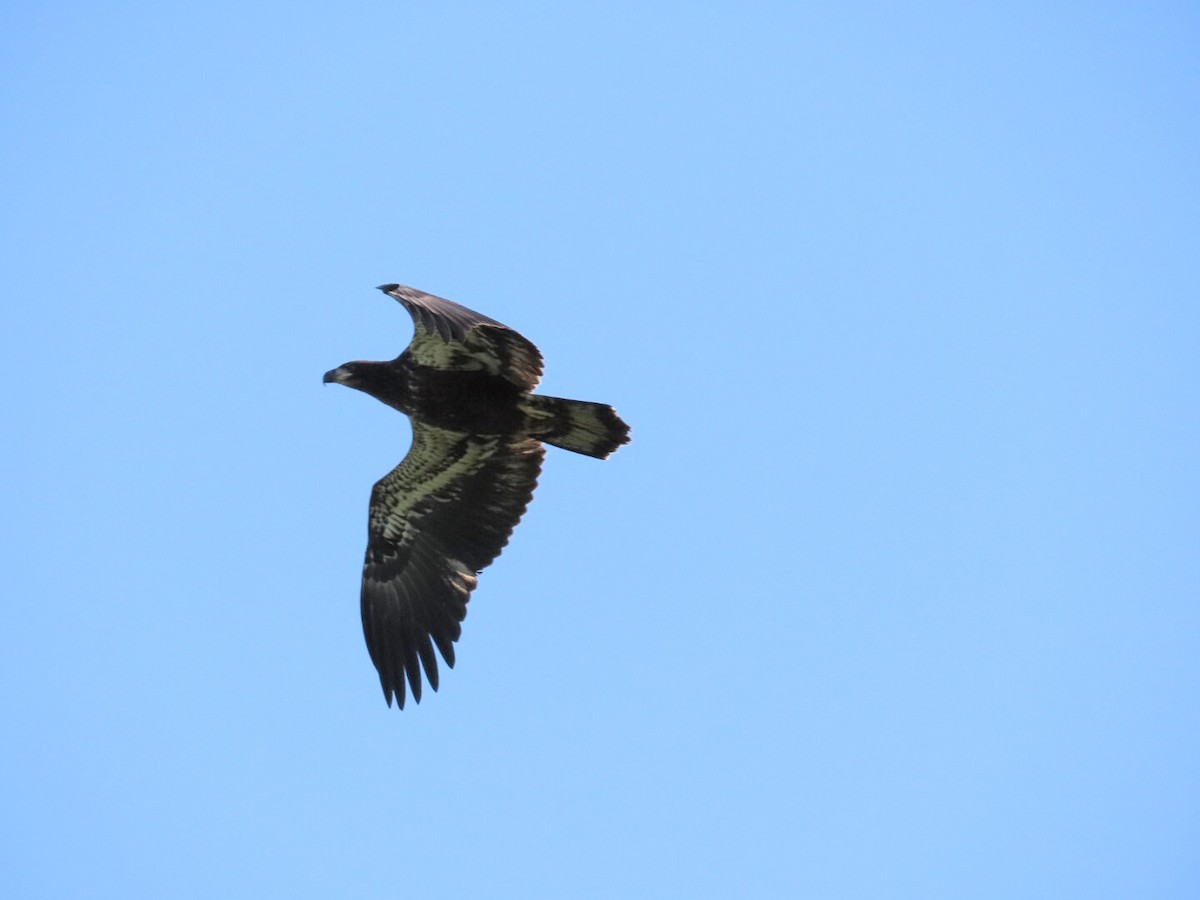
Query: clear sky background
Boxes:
[{"xmin": 3, "ymin": 3, "xmax": 1197, "ymax": 898}]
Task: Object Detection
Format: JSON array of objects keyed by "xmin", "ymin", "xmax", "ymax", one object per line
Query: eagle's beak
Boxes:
[{"xmin": 323, "ymin": 367, "xmax": 345, "ymax": 385}]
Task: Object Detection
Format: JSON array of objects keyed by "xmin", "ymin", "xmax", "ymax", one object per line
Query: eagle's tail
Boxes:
[{"xmin": 520, "ymin": 395, "xmax": 631, "ymax": 459}]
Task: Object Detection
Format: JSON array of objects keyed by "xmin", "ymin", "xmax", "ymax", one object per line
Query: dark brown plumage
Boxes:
[{"xmin": 324, "ymin": 285, "xmax": 630, "ymax": 708}]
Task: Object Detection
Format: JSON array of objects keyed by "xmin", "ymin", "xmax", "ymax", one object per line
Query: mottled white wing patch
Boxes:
[
  {"xmin": 379, "ymin": 284, "xmax": 544, "ymax": 390},
  {"xmin": 368, "ymin": 426, "xmax": 497, "ymax": 543}
]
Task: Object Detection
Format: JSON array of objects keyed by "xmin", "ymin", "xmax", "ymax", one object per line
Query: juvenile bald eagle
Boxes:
[{"xmin": 324, "ymin": 284, "xmax": 630, "ymax": 708}]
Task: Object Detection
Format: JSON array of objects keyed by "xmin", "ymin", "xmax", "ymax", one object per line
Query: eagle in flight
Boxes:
[{"xmin": 324, "ymin": 285, "xmax": 630, "ymax": 708}]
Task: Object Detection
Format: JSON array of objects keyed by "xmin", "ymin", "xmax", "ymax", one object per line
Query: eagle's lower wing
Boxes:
[
  {"xmin": 378, "ymin": 284, "xmax": 544, "ymax": 390},
  {"xmin": 361, "ymin": 421, "xmax": 545, "ymax": 708}
]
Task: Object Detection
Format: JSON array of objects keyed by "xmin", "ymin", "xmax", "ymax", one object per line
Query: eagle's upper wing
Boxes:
[
  {"xmin": 379, "ymin": 284, "xmax": 544, "ymax": 390},
  {"xmin": 361, "ymin": 420, "xmax": 545, "ymax": 708}
]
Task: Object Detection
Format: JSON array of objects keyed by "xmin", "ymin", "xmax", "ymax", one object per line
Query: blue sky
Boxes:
[{"xmin": 3, "ymin": 3, "xmax": 1198, "ymax": 898}]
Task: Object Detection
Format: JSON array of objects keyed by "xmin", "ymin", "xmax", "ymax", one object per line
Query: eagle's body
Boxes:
[
  {"xmin": 347, "ymin": 359, "xmax": 527, "ymax": 432},
  {"xmin": 325, "ymin": 284, "xmax": 630, "ymax": 708}
]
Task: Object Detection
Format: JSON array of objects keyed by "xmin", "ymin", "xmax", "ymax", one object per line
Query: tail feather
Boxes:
[{"xmin": 520, "ymin": 395, "xmax": 631, "ymax": 459}]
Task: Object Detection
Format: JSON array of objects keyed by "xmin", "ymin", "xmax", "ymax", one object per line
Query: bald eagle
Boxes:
[{"xmin": 324, "ymin": 285, "xmax": 630, "ymax": 708}]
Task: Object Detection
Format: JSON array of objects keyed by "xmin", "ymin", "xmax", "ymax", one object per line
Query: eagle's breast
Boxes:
[{"xmin": 403, "ymin": 361, "xmax": 527, "ymax": 434}]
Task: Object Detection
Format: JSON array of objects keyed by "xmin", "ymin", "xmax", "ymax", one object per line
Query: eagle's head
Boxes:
[
  {"xmin": 323, "ymin": 361, "xmax": 371, "ymax": 388},
  {"xmin": 323, "ymin": 360, "xmax": 410, "ymax": 413}
]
